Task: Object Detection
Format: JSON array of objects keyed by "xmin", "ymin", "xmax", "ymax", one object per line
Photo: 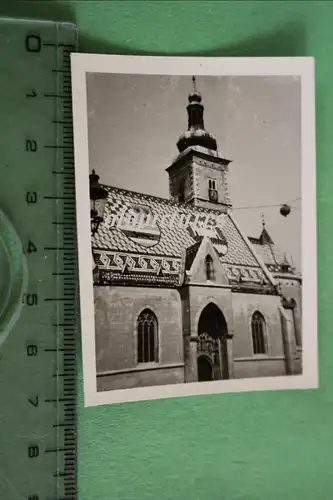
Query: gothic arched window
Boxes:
[
  {"xmin": 205, "ymin": 255, "xmax": 215, "ymax": 281},
  {"xmin": 137, "ymin": 309, "xmax": 158, "ymax": 363},
  {"xmin": 251, "ymin": 311, "xmax": 267, "ymax": 355}
]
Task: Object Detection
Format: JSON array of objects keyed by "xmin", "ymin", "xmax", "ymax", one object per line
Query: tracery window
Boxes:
[
  {"xmin": 137, "ymin": 309, "xmax": 158, "ymax": 363},
  {"xmin": 251, "ymin": 311, "xmax": 267, "ymax": 355},
  {"xmin": 205, "ymin": 255, "xmax": 215, "ymax": 281}
]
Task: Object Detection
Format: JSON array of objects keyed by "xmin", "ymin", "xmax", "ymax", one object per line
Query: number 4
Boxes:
[{"xmin": 27, "ymin": 240, "xmax": 37, "ymax": 254}]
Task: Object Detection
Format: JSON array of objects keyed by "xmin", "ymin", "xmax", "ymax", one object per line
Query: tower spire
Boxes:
[
  {"xmin": 261, "ymin": 212, "xmax": 266, "ymax": 229},
  {"xmin": 176, "ymin": 76, "xmax": 218, "ymax": 153},
  {"xmin": 192, "ymin": 75, "xmax": 197, "ymax": 93},
  {"xmin": 259, "ymin": 213, "xmax": 274, "ymax": 245},
  {"xmin": 167, "ymin": 76, "xmax": 232, "ymax": 211}
]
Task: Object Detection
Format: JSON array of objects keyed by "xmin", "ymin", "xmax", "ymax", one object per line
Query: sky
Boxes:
[{"xmin": 86, "ymin": 72, "xmax": 301, "ymax": 270}]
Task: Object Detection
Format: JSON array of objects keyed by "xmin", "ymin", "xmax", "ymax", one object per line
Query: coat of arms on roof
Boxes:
[{"xmin": 117, "ymin": 203, "xmax": 161, "ymax": 248}]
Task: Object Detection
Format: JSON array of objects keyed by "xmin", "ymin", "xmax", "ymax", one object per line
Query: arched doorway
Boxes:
[
  {"xmin": 197, "ymin": 303, "xmax": 229, "ymax": 381},
  {"xmin": 197, "ymin": 356, "xmax": 213, "ymax": 382}
]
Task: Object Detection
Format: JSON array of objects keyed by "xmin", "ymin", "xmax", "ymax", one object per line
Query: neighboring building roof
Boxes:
[
  {"xmin": 248, "ymin": 229, "xmax": 296, "ymax": 275},
  {"xmin": 251, "ymin": 242, "xmax": 288, "ymax": 271},
  {"xmin": 258, "ymin": 228, "xmax": 274, "ymax": 245},
  {"xmin": 93, "ymin": 185, "xmax": 278, "ymax": 288}
]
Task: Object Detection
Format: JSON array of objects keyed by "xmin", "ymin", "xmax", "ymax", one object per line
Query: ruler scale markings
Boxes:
[
  {"xmin": 53, "ymin": 424, "xmax": 74, "ymax": 428},
  {"xmin": 44, "ymin": 94, "xmax": 70, "ymax": 98},
  {"xmin": 0, "ymin": 20, "xmax": 77, "ymax": 500},
  {"xmin": 59, "ymin": 30, "xmax": 77, "ymax": 495},
  {"xmin": 52, "ymin": 120, "xmax": 72, "ymax": 124},
  {"xmin": 52, "ymin": 272, "xmax": 74, "ymax": 276},
  {"xmin": 44, "ymin": 195, "xmax": 73, "ymax": 199},
  {"xmin": 52, "ymin": 171, "xmax": 74, "ymax": 175}
]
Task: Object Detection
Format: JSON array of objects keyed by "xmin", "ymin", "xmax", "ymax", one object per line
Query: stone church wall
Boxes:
[
  {"xmin": 93, "ymin": 283, "xmax": 294, "ymax": 391},
  {"xmin": 231, "ymin": 292, "xmax": 287, "ymax": 379},
  {"xmin": 94, "ymin": 286, "xmax": 184, "ymax": 392},
  {"xmin": 279, "ymin": 279, "xmax": 302, "ymax": 311},
  {"xmin": 279, "ymin": 278, "xmax": 302, "ymax": 347}
]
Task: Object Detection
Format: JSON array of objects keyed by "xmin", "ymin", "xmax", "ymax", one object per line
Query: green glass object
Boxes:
[{"xmin": 0, "ymin": 209, "xmax": 27, "ymax": 347}]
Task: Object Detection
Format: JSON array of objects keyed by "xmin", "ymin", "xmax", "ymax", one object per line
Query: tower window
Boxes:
[
  {"xmin": 205, "ymin": 255, "xmax": 215, "ymax": 281},
  {"xmin": 137, "ymin": 309, "xmax": 158, "ymax": 363},
  {"xmin": 208, "ymin": 179, "xmax": 218, "ymax": 202},
  {"xmin": 251, "ymin": 311, "xmax": 267, "ymax": 355},
  {"xmin": 178, "ymin": 179, "xmax": 185, "ymax": 202}
]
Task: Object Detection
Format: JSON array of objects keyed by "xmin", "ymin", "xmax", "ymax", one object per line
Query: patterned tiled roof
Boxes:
[
  {"xmin": 93, "ymin": 185, "xmax": 260, "ymax": 269},
  {"xmin": 185, "ymin": 240, "xmax": 202, "ymax": 271},
  {"xmin": 251, "ymin": 242, "xmax": 287, "ymax": 267}
]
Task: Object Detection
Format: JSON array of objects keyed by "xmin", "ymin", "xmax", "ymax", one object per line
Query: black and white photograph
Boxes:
[{"xmin": 71, "ymin": 55, "xmax": 317, "ymax": 406}]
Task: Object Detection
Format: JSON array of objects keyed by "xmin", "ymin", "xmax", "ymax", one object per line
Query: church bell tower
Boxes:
[{"xmin": 166, "ymin": 77, "xmax": 232, "ymax": 211}]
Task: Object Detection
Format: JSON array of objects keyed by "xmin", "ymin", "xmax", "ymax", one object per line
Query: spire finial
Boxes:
[
  {"xmin": 188, "ymin": 76, "xmax": 201, "ymax": 104},
  {"xmin": 192, "ymin": 75, "xmax": 197, "ymax": 93},
  {"xmin": 261, "ymin": 212, "xmax": 266, "ymax": 229}
]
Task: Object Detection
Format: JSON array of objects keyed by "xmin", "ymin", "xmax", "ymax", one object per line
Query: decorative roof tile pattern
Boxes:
[
  {"xmin": 185, "ymin": 240, "xmax": 202, "ymax": 271},
  {"xmin": 251, "ymin": 242, "xmax": 289, "ymax": 267},
  {"xmin": 93, "ymin": 186, "xmax": 260, "ymax": 269}
]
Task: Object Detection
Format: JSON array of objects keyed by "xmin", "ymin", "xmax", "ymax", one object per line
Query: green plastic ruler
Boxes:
[{"xmin": 0, "ymin": 18, "xmax": 78, "ymax": 500}]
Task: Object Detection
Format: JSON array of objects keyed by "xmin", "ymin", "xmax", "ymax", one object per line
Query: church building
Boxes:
[{"xmin": 92, "ymin": 77, "xmax": 302, "ymax": 393}]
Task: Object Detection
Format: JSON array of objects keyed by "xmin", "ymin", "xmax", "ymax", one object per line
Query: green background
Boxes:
[{"xmin": 1, "ymin": 1, "xmax": 332, "ymax": 499}]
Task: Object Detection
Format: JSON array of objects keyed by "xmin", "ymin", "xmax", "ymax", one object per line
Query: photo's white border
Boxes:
[{"xmin": 71, "ymin": 54, "xmax": 317, "ymax": 407}]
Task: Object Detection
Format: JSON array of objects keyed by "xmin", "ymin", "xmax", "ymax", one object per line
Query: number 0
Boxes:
[{"xmin": 25, "ymin": 34, "xmax": 41, "ymax": 53}]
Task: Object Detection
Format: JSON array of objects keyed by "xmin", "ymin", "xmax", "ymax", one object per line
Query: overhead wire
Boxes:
[{"xmin": 232, "ymin": 196, "xmax": 301, "ymax": 211}]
